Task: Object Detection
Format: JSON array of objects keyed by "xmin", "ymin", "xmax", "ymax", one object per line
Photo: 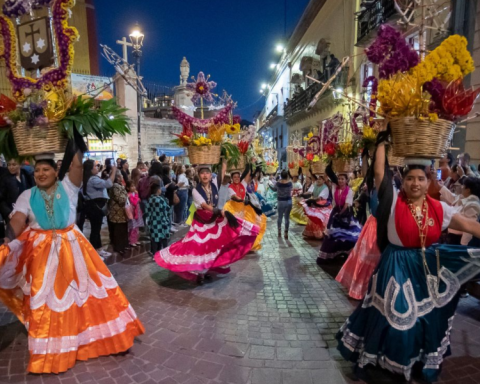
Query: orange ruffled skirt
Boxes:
[
  {"xmin": 223, "ymin": 200, "xmax": 267, "ymax": 251},
  {"xmin": 335, "ymin": 215, "xmax": 381, "ymax": 300},
  {"xmin": 0, "ymin": 225, "xmax": 144, "ymax": 374}
]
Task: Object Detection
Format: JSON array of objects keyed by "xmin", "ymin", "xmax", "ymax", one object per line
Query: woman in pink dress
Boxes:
[
  {"xmin": 301, "ymin": 172, "xmax": 332, "ymax": 239},
  {"xmin": 335, "ymin": 187, "xmax": 381, "ymax": 299},
  {"xmin": 154, "ymin": 164, "xmax": 259, "ymax": 284}
]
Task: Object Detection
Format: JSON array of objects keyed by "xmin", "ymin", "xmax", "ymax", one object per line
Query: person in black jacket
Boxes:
[{"xmin": 0, "ymin": 159, "xmax": 35, "ymax": 223}]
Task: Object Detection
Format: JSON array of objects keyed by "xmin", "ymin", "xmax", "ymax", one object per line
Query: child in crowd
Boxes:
[
  {"xmin": 126, "ymin": 181, "xmax": 144, "ymax": 247},
  {"xmin": 145, "ymin": 177, "xmax": 171, "ymax": 255}
]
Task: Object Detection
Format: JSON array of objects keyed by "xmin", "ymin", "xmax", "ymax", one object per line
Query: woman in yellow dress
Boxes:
[
  {"xmin": 0, "ymin": 152, "xmax": 144, "ymax": 374},
  {"xmin": 223, "ymin": 165, "xmax": 267, "ymax": 251},
  {"xmin": 290, "ymin": 174, "xmax": 309, "ymax": 225}
]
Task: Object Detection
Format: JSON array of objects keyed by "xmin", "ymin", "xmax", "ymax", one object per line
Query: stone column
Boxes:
[{"xmin": 113, "ymin": 69, "xmax": 139, "ymax": 161}]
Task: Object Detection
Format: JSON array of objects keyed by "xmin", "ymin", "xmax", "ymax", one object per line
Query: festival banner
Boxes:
[{"xmin": 71, "ymin": 74, "xmax": 114, "ymax": 100}]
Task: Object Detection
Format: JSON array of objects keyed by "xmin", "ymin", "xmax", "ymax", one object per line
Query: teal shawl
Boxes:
[
  {"xmin": 313, "ymin": 184, "xmax": 327, "ymax": 199},
  {"xmin": 30, "ymin": 182, "xmax": 70, "ymax": 230}
]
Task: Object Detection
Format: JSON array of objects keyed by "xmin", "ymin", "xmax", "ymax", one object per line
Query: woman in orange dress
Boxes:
[{"xmin": 0, "ymin": 152, "xmax": 144, "ymax": 374}]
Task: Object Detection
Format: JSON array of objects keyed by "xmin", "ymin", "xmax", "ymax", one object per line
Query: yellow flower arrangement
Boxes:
[
  {"xmin": 303, "ymin": 132, "xmax": 314, "ymax": 141},
  {"xmin": 377, "ymin": 73, "xmax": 422, "ymax": 116},
  {"xmin": 313, "ymin": 155, "xmax": 320, "ymax": 163},
  {"xmin": 193, "ymin": 136, "xmax": 212, "ymax": 146},
  {"xmin": 338, "ymin": 142, "xmax": 353, "ymax": 157},
  {"xmin": 363, "ymin": 126, "xmax": 377, "ymax": 141},
  {"xmin": 207, "ymin": 124, "xmax": 226, "ymax": 144},
  {"xmin": 225, "ymin": 123, "xmax": 241, "ymax": 135},
  {"xmin": 411, "ymin": 35, "xmax": 474, "ymax": 85}
]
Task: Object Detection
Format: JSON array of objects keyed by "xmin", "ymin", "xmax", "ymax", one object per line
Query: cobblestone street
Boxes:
[{"xmin": 1, "ymin": 222, "xmax": 480, "ymax": 384}]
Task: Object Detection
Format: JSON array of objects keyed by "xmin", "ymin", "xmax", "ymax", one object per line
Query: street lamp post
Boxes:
[{"xmin": 129, "ymin": 23, "xmax": 145, "ymax": 162}]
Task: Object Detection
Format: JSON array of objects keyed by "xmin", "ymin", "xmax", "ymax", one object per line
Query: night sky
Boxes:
[{"xmin": 95, "ymin": 0, "xmax": 310, "ymax": 121}]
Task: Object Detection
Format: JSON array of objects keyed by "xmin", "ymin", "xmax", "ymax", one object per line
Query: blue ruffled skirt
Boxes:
[
  {"xmin": 255, "ymin": 192, "xmax": 276, "ymax": 217},
  {"xmin": 337, "ymin": 243, "xmax": 480, "ymax": 382},
  {"xmin": 318, "ymin": 206, "xmax": 362, "ymax": 259}
]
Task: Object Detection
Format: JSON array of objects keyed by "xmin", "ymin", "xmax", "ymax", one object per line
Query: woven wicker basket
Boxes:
[
  {"xmin": 227, "ymin": 155, "xmax": 246, "ymax": 172},
  {"xmin": 387, "ymin": 152, "xmax": 405, "ymax": 167},
  {"xmin": 311, "ymin": 161, "xmax": 326, "ymax": 174},
  {"xmin": 390, "ymin": 117, "xmax": 454, "ymax": 159},
  {"xmin": 332, "ymin": 158, "xmax": 355, "ymax": 174},
  {"xmin": 301, "ymin": 166, "xmax": 310, "ymax": 177},
  {"xmin": 266, "ymin": 165, "xmax": 276, "ymax": 174},
  {"xmin": 188, "ymin": 145, "xmax": 221, "ymax": 165},
  {"xmin": 12, "ymin": 122, "xmax": 67, "ymax": 156},
  {"xmin": 289, "ymin": 168, "xmax": 299, "ymax": 177}
]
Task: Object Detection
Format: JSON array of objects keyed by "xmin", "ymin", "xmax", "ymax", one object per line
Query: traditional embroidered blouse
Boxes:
[
  {"xmin": 193, "ymin": 178, "xmax": 219, "ymax": 209},
  {"xmin": 387, "ymin": 188, "xmax": 458, "ymax": 247},
  {"xmin": 228, "ymin": 180, "xmax": 247, "ymax": 200},
  {"xmin": 12, "ymin": 175, "xmax": 79, "ymax": 229},
  {"xmin": 331, "ymin": 185, "xmax": 353, "ymax": 208}
]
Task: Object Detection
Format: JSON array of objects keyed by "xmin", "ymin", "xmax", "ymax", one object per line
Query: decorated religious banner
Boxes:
[{"xmin": 17, "ymin": 17, "xmax": 54, "ymax": 70}]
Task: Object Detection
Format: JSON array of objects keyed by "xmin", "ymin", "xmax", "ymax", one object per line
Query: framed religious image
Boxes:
[{"xmin": 17, "ymin": 17, "xmax": 54, "ymax": 71}]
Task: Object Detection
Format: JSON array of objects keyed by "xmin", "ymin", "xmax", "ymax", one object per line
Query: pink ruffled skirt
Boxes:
[
  {"xmin": 301, "ymin": 200, "xmax": 331, "ymax": 239},
  {"xmin": 335, "ymin": 215, "xmax": 381, "ymax": 300},
  {"xmin": 155, "ymin": 210, "xmax": 259, "ymax": 281}
]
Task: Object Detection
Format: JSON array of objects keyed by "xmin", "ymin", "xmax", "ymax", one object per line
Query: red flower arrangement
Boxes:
[
  {"xmin": 325, "ymin": 143, "xmax": 337, "ymax": 156},
  {"xmin": 306, "ymin": 153, "xmax": 314, "ymax": 161},
  {"xmin": 238, "ymin": 140, "xmax": 249, "ymax": 155},
  {"xmin": 442, "ymin": 79, "xmax": 480, "ymax": 118},
  {"xmin": 0, "ymin": 94, "xmax": 17, "ymax": 126}
]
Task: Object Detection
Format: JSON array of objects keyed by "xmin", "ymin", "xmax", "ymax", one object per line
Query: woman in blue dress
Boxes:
[{"xmin": 337, "ymin": 139, "xmax": 480, "ymax": 383}]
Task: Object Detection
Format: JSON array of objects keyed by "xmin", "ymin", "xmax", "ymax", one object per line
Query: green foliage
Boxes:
[
  {"xmin": 212, "ymin": 142, "xmax": 241, "ymax": 173},
  {"xmin": 222, "ymin": 142, "xmax": 241, "ymax": 168},
  {"xmin": 58, "ymin": 97, "xmax": 131, "ymax": 141},
  {"xmin": 0, "ymin": 128, "xmax": 22, "ymax": 161}
]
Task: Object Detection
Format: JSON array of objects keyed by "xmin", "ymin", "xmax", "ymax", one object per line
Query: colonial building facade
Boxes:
[{"xmin": 257, "ymin": 0, "xmax": 479, "ymax": 163}]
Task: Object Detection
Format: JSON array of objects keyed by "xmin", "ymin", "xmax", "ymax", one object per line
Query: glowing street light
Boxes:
[
  {"xmin": 261, "ymin": 83, "xmax": 267, "ymax": 89},
  {"xmin": 270, "ymin": 63, "xmax": 276, "ymax": 69},
  {"xmin": 276, "ymin": 44, "xmax": 284, "ymax": 53}
]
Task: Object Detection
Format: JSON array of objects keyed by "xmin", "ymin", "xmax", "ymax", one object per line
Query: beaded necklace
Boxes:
[
  {"xmin": 407, "ymin": 196, "xmax": 441, "ymax": 288},
  {"xmin": 201, "ymin": 183, "xmax": 212, "ymax": 205}
]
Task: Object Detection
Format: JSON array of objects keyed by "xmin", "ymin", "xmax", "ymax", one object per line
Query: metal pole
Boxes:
[
  {"xmin": 136, "ymin": 52, "xmax": 142, "ymax": 162},
  {"xmin": 419, "ymin": 0, "xmax": 426, "ymax": 60}
]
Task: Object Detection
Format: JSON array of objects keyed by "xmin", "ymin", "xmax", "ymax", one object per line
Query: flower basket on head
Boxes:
[
  {"xmin": 289, "ymin": 168, "xmax": 299, "ymax": 177},
  {"xmin": 227, "ymin": 155, "xmax": 246, "ymax": 172},
  {"xmin": 387, "ymin": 148, "xmax": 405, "ymax": 167},
  {"xmin": 188, "ymin": 145, "xmax": 221, "ymax": 165},
  {"xmin": 311, "ymin": 161, "xmax": 326, "ymax": 174},
  {"xmin": 12, "ymin": 122, "xmax": 67, "ymax": 156},
  {"xmin": 332, "ymin": 158, "xmax": 355, "ymax": 174},
  {"xmin": 265, "ymin": 165, "xmax": 276, "ymax": 174},
  {"xmin": 390, "ymin": 117, "xmax": 454, "ymax": 159}
]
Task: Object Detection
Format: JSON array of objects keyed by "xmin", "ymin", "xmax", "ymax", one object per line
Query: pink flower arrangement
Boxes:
[{"xmin": 186, "ymin": 72, "xmax": 217, "ymax": 103}]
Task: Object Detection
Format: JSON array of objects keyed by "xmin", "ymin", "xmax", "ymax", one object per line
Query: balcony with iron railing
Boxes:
[
  {"xmin": 355, "ymin": 0, "xmax": 414, "ymax": 47},
  {"xmin": 284, "ymin": 67, "xmax": 349, "ymax": 121},
  {"xmin": 265, "ymin": 104, "xmax": 278, "ymax": 121}
]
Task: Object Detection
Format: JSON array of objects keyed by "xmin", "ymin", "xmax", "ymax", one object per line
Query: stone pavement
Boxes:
[{"xmin": 1, "ymin": 221, "xmax": 480, "ymax": 384}]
